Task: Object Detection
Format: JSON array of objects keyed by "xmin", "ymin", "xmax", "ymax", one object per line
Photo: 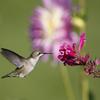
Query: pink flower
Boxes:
[
  {"xmin": 30, "ymin": 0, "xmax": 79, "ymax": 61},
  {"xmin": 78, "ymin": 32, "xmax": 86, "ymax": 51},
  {"xmin": 58, "ymin": 32, "xmax": 87, "ymax": 65},
  {"xmin": 58, "ymin": 32, "xmax": 100, "ymax": 77},
  {"xmin": 84, "ymin": 60, "xmax": 96, "ymax": 75}
]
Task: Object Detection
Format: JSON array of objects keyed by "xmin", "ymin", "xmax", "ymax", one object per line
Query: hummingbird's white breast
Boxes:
[
  {"xmin": 19, "ymin": 57, "xmax": 40, "ymax": 77},
  {"xmin": 29, "ymin": 57, "xmax": 40, "ymax": 68}
]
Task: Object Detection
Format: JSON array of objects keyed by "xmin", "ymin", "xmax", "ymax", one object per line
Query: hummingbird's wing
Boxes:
[{"xmin": 0, "ymin": 48, "xmax": 25, "ymax": 68}]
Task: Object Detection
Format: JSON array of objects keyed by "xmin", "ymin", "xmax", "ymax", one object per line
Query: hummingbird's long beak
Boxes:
[{"xmin": 43, "ymin": 52, "xmax": 53, "ymax": 54}]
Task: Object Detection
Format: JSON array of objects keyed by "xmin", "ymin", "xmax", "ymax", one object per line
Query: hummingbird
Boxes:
[{"xmin": 0, "ymin": 48, "xmax": 52, "ymax": 78}]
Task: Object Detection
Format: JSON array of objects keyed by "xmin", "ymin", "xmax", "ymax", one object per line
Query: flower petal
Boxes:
[
  {"xmin": 95, "ymin": 58, "xmax": 100, "ymax": 65},
  {"xmin": 43, "ymin": 0, "xmax": 72, "ymax": 10},
  {"xmin": 78, "ymin": 32, "xmax": 86, "ymax": 51}
]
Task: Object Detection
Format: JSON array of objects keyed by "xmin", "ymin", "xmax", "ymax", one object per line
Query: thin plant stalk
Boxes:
[
  {"xmin": 79, "ymin": 0, "xmax": 86, "ymax": 16},
  {"xmin": 59, "ymin": 65, "xmax": 76, "ymax": 100},
  {"xmin": 79, "ymin": 0, "xmax": 89, "ymax": 100},
  {"xmin": 82, "ymin": 76, "xmax": 89, "ymax": 100}
]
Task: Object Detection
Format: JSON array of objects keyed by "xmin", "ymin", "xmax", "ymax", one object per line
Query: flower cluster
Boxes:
[
  {"xmin": 58, "ymin": 32, "xmax": 100, "ymax": 77},
  {"xmin": 30, "ymin": 0, "xmax": 78, "ymax": 61},
  {"xmin": 29, "ymin": 0, "xmax": 100, "ymax": 78}
]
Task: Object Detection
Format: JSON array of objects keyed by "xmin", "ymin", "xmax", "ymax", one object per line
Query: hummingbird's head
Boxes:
[{"xmin": 31, "ymin": 50, "xmax": 52, "ymax": 58}]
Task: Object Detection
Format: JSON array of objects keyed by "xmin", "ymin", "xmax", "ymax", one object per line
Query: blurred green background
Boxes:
[{"xmin": 0, "ymin": 0, "xmax": 100, "ymax": 100}]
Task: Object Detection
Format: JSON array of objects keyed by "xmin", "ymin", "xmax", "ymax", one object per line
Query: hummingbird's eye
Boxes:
[
  {"xmin": 38, "ymin": 52, "xmax": 41, "ymax": 55},
  {"xmin": 35, "ymin": 51, "xmax": 41, "ymax": 56},
  {"xmin": 32, "ymin": 51, "xmax": 42, "ymax": 58}
]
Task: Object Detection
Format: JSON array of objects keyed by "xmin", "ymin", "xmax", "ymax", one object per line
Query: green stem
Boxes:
[
  {"xmin": 59, "ymin": 65, "xmax": 76, "ymax": 100},
  {"xmin": 79, "ymin": 0, "xmax": 86, "ymax": 16},
  {"xmin": 82, "ymin": 77, "xmax": 89, "ymax": 100},
  {"xmin": 79, "ymin": 0, "xmax": 89, "ymax": 100}
]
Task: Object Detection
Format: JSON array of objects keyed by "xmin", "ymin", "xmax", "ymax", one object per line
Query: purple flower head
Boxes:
[
  {"xmin": 84, "ymin": 60, "xmax": 96, "ymax": 75},
  {"xmin": 43, "ymin": 0, "xmax": 72, "ymax": 10},
  {"xmin": 58, "ymin": 32, "xmax": 100, "ymax": 77},
  {"xmin": 84, "ymin": 58, "xmax": 100, "ymax": 76},
  {"xmin": 30, "ymin": 0, "xmax": 79, "ymax": 61},
  {"xmin": 58, "ymin": 32, "xmax": 86, "ymax": 66}
]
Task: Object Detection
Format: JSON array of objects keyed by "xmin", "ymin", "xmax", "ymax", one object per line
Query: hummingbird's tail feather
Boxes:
[
  {"xmin": 1, "ymin": 74, "xmax": 10, "ymax": 78},
  {"xmin": 1, "ymin": 70, "xmax": 17, "ymax": 79},
  {"xmin": 0, "ymin": 48, "xmax": 2, "ymax": 53}
]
